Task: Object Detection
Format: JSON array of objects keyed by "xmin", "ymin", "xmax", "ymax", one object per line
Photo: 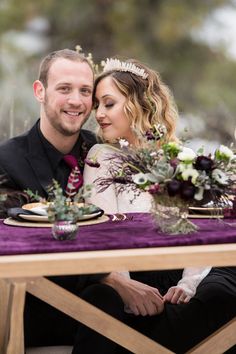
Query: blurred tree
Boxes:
[{"xmin": 0, "ymin": 0, "xmax": 236, "ymax": 145}]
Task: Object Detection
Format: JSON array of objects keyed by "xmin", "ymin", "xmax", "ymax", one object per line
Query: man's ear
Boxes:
[{"xmin": 33, "ymin": 80, "xmax": 45, "ymax": 102}]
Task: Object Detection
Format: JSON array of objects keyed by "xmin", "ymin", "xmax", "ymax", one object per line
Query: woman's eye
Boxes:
[{"xmin": 105, "ymin": 102, "xmax": 114, "ymax": 108}]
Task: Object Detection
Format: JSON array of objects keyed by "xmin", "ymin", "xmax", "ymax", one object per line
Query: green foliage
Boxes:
[{"xmin": 25, "ymin": 180, "xmax": 97, "ymax": 222}]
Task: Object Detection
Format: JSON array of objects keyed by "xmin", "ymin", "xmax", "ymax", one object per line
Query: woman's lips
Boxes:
[{"xmin": 100, "ymin": 123, "xmax": 111, "ymax": 129}]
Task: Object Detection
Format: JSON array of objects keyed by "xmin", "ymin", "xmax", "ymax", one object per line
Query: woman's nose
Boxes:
[{"xmin": 95, "ymin": 107, "xmax": 106, "ymax": 120}]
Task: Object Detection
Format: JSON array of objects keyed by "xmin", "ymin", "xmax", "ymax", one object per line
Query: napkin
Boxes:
[{"xmin": 7, "ymin": 207, "xmax": 42, "ymax": 221}]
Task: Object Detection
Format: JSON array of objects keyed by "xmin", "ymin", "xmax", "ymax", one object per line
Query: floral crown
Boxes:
[
  {"xmin": 75, "ymin": 45, "xmax": 149, "ymax": 79},
  {"xmin": 101, "ymin": 58, "xmax": 149, "ymax": 79}
]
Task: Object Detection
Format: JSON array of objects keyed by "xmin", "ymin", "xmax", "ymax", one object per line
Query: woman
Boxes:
[
  {"xmin": 83, "ymin": 58, "xmax": 211, "ymax": 306},
  {"xmin": 82, "ymin": 58, "xmax": 236, "ymax": 353}
]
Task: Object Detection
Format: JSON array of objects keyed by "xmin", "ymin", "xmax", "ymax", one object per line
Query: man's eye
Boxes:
[
  {"xmin": 81, "ymin": 88, "xmax": 92, "ymax": 96},
  {"xmin": 59, "ymin": 87, "xmax": 70, "ymax": 93}
]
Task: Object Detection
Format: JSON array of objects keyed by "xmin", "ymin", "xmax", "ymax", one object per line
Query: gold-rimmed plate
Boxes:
[{"xmin": 21, "ymin": 202, "xmax": 103, "ymax": 222}]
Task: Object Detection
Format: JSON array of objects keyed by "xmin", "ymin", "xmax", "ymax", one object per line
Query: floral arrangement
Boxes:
[{"xmin": 87, "ymin": 124, "xmax": 236, "ymax": 234}]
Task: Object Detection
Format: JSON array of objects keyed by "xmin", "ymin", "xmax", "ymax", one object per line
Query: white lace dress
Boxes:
[{"xmin": 83, "ymin": 143, "xmax": 211, "ymax": 298}]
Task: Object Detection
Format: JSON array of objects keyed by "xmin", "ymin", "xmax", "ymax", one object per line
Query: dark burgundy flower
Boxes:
[
  {"xmin": 170, "ymin": 158, "xmax": 179, "ymax": 170},
  {"xmin": 148, "ymin": 183, "xmax": 160, "ymax": 195},
  {"xmin": 145, "ymin": 130, "xmax": 155, "ymax": 140},
  {"xmin": 180, "ymin": 182, "xmax": 196, "ymax": 200},
  {"xmin": 195, "ymin": 156, "xmax": 213, "ymax": 171},
  {"xmin": 167, "ymin": 179, "xmax": 181, "ymax": 196}
]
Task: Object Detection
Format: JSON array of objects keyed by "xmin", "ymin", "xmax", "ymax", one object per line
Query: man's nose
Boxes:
[{"xmin": 67, "ymin": 91, "xmax": 83, "ymax": 105}]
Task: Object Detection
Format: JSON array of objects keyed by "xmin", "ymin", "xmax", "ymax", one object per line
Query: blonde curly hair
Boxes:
[{"xmin": 93, "ymin": 58, "xmax": 178, "ymax": 144}]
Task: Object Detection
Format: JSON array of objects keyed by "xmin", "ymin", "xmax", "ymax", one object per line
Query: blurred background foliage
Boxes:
[{"xmin": 0, "ymin": 0, "xmax": 236, "ymax": 150}]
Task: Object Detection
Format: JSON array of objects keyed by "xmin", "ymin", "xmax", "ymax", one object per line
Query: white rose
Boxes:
[
  {"xmin": 218, "ymin": 145, "xmax": 234, "ymax": 160},
  {"xmin": 177, "ymin": 147, "xmax": 196, "ymax": 162}
]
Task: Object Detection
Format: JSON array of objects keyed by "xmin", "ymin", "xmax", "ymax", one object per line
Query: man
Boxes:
[{"xmin": 0, "ymin": 49, "xmax": 95, "ymax": 198}]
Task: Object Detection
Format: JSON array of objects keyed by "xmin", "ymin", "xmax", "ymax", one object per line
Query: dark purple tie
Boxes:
[{"xmin": 63, "ymin": 155, "xmax": 83, "ymax": 199}]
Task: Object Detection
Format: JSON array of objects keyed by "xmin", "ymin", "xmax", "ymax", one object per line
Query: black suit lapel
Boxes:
[{"xmin": 25, "ymin": 123, "xmax": 54, "ymax": 195}]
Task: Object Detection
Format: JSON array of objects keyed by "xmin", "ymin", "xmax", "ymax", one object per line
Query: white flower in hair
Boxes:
[{"xmin": 102, "ymin": 58, "xmax": 148, "ymax": 79}]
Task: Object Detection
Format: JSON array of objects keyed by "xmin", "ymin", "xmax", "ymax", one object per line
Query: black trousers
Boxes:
[
  {"xmin": 120, "ymin": 267, "xmax": 236, "ymax": 354},
  {"xmin": 24, "ymin": 268, "xmax": 236, "ymax": 354},
  {"xmin": 24, "ymin": 277, "xmax": 126, "ymax": 353}
]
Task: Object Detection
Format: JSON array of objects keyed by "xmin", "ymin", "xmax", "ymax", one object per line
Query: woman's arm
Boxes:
[
  {"xmin": 164, "ymin": 267, "xmax": 212, "ymax": 304},
  {"xmin": 83, "ymin": 144, "xmax": 118, "ymax": 213}
]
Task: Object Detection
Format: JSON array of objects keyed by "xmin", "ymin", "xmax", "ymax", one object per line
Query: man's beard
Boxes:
[{"xmin": 44, "ymin": 97, "xmax": 89, "ymax": 136}]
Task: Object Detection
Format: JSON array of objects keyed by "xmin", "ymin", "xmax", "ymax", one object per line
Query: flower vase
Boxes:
[
  {"xmin": 151, "ymin": 196, "xmax": 198, "ymax": 235},
  {"xmin": 52, "ymin": 220, "xmax": 78, "ymax": 241}
]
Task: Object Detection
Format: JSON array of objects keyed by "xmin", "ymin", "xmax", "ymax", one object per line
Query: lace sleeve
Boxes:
[
  {"xmin": 83, "ymin": 144, "xmax": 119, "ymax": 213},
  {"xmin": 177, "ymin": 267, "xmax": 212, "ymax": 298}
]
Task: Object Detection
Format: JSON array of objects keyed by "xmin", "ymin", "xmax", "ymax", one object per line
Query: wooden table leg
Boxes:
[
  {"xmin": 27, "ymin": 277, "xmax": 173, "ymax": 354},
  {"xmin": 5, "ymin": 280, "xmax": 26, "ymax": 354},
  {"xmin": 187, "ymin": 317, "xmax": 236, "ymax": 354},
  {"xmin": 0, "ymin": 279, "xmax": 10, "ymax": 353}
]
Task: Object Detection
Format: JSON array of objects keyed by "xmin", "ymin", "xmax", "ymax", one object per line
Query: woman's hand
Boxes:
[
  {"xmin": 163, "ymin": 286, "xmax": 191, "ymax": 304},
  {"xmin": 101, "ymin": 272, "xmax": 164, "ymax": 316}
]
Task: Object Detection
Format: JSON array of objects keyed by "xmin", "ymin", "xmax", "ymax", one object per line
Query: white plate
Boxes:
[{"xmin": 21, "ymin": 202, "xmax": 103, "ymax": 223}]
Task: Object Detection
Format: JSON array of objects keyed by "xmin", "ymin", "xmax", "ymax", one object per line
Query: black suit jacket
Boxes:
[
  {"xmin": 0, "ymin": 120, "xmax": 97, "ymax": 198},
  {"xmin": 0, "ymin": 121, "xmax": 106, "ymax": 288}
]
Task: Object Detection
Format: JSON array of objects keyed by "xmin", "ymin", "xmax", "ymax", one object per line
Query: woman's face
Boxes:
[{"xmin": 94, "ymin": 76, "xmax": 136, "ymax": 144}]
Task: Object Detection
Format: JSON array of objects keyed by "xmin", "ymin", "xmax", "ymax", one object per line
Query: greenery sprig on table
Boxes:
[{"xmin": 25, "ymin": 180, "xmax": 97, "ymax": 223}]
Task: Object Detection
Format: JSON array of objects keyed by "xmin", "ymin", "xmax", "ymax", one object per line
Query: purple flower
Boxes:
[
  {"xmin": 84, "ymin": 157, "xmax": 100, "ymax": 168},
  {"xmin": 169, "ymin": 158, "xmax": 179, "ymax": 170},
  {"xmin": 195, "ymin": 156, "xmax": 213, "ymax": 172},
  {"xmin": 145, "ymin": 130, "xmax": 156, "ymax": 140},
  {"xmin": 180, "ymin": 182, "xmax": 196, "ymax": 200},
  {"xmin": 147, "ymin": 183, "xmax": 160, "ymax": 195},
  {"xmin": 167, "ymin": 179, "xmax": 181, "ymax": 197}
]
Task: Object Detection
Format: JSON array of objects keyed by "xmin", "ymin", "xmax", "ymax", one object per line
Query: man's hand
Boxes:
[
  {"xmin": 163, "ymin": 286, "xmax": 191, "ymax": 304},
  {"xmin": 101, "ymin": 272, "xmax": 164, "ymax": 316}
]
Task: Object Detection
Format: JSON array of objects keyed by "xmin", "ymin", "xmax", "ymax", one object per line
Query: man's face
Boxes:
[{"xmin": 42, "ymin": 58, "xmax": 93, "ymax": 136}]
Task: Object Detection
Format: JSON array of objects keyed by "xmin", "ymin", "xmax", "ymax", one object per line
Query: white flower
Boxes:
[
  {"xmin": 212, "ymin": 169, "xmax": 228, "ymax": 185},
  {"xmin": 218, "ymin": 145, "xmax": 234, "ymax": 160},
  {"xmin": 182, "ymin": 168, "xmax": 199, "ymax": 184},
  {"xmin": 119, "ymin": 139, "xmax": 129, "ymax": 148},
  {"xmin": 150, "ymin": 151, "xmax": 158, "ymax": 157},
  {"xmin": 132, "ymin": 173, "xmax": 148, "ymax": 185},
  {"xmin": 178, "ymin": 147, "xmax": 196, "ymax": 162},
  {"xmin": 178, "ymin": 162, "xmax": 193, "ymax": 173}
]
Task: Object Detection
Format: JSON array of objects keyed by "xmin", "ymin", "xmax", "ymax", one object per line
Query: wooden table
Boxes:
[
  {"xmin": 1, "ymin": 242, "xmax": 236, "ymax": 354},
  {"xmin": 1, "ymin": 213, "xmax": 236, "ymax": 353}
]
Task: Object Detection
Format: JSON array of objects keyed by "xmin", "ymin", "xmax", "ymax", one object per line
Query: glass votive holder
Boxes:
[{"xmin": 52, "ymin": 220, "xmax": 78, "ymax": 241}]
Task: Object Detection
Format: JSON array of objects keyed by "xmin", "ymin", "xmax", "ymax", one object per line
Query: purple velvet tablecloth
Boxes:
[{"xmin": 0, "ymin": 213, "xmax": 236, "ymax": 256}]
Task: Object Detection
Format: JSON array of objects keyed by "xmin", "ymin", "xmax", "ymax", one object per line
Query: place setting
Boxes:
[{"xmin": 4, "ymin": 202, "xmax": 109, "ymax": 228}]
